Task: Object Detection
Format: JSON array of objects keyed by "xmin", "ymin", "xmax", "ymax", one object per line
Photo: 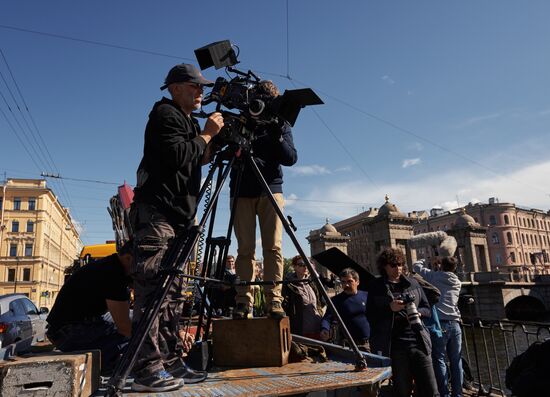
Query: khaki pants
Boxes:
[{"xmin": 233, "ymin": 193, "xmax": 284, "ymax": 309}]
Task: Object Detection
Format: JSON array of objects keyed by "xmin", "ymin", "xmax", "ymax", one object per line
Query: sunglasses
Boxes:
[{"xmin": 294, "ymin": 262, "xmax": 306, "ymax": 267}]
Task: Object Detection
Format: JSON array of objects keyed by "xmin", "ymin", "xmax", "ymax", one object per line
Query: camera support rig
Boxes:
[{"xmin": 104, "ymin": 40, "xmax": 367, "ymax": 396}]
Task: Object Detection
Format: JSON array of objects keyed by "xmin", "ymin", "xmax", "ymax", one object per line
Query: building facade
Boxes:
[
  {"xmin": 309, "ymin": 196, "xmax": 428, "ymax": 275},
  {"xmin": 0, "ymin": 178, "xmax": 82, "ymax": 308},
  {"xmin": 413, "ymin": 199, "xmax": 550, "ymax": 269}
]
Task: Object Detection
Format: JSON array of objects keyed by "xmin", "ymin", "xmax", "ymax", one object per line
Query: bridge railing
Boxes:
[{"xmin": 460, "ymin": 318, "xmax": 550, "ymax": 396}]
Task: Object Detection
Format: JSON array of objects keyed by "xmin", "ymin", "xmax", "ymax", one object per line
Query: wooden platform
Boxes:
[{"xmin": 102, "ymin": 361, "xmax": 391, "ymax": 397}]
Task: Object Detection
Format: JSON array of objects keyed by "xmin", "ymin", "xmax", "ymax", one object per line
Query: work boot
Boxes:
[
  {"xmin": 267, "ymin": 301, "xmax": 286, "ymax": 319},
  {"xmin": 233, "ymin": 303, "xmax": 251, "ymax": 319}
]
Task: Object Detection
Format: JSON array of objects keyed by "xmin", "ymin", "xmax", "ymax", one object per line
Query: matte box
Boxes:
[{"xmin": 213, "ymin": 317, "xmax": 291, "ymax": 367}]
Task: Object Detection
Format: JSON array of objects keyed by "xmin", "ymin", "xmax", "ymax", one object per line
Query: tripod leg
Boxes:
[
  {"xmin": 246, "ymin": 155, "xmax": 367, "ymax": 370},
  {"xmin": 105, "ymin": 153, "xmax": 236, "ymax": 396}
]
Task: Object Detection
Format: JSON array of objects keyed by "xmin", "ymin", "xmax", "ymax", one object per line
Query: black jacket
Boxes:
[
  {"xmin": 230, "ymin": 121, "xmax": 297, "ymax": 197},
  {"xmin": 367, "ymin": 275, "xmax": 432, "ymax": 357},
  {"xmin": 133, "ymin": 97, "xmax": 207, "ymax": 226}
]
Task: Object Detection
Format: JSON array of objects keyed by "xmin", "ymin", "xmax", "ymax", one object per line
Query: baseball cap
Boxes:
[{"xmin": 160, "ymin": 63, "xmax": 214, "ymax": 90}]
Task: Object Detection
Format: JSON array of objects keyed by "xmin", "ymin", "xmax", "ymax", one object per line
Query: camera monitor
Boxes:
[
  {"xmin": 271, "ymin": 88, "xmax": 324, "ymax": 127},
  {"xmin": 195, "ymin": 41, "xmax": 238, "ymax": 70}
]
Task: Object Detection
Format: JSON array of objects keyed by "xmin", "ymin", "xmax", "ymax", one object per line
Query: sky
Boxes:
[{"xmin": 1, "ymin": 1, "xmax": 550, "ymax": 259}]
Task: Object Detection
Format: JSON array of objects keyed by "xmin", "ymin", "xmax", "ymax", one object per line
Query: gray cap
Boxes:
[{"xmin": 160, "ymin": 63, "xmax": 214, "ymax": 90}]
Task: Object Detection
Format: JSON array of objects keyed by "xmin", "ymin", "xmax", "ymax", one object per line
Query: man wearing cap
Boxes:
[{"xmin": 130, "ymin": 63, "xmax": 223, "ymax": 393}]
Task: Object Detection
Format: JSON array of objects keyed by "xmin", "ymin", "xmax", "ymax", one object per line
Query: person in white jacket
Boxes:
[{"xmin": 414, "ymin": 256, "xmax": 463, "ymax": 397}]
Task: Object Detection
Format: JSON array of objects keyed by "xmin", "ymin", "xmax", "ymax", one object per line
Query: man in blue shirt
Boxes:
[{"xmin": 320, "ymin": 268, "xmax": 370, "ymax": 352}]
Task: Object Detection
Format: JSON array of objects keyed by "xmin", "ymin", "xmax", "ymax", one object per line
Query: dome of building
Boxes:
[
  {"xmin": 321, "ymin": 218, "xmax": 338, "ymax": 234},
  {"xmin": 455, "ymin": 209, "xmax": 479, "ymax": 228},
  {"xmin": 378, "ymin": 194, "xmax": 404, "ymax": 217}
]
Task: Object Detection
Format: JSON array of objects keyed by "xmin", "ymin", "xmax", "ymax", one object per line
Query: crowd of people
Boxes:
[{"xmin": 44, "ymin": 62, "xmax": 466, "ymax": 396}]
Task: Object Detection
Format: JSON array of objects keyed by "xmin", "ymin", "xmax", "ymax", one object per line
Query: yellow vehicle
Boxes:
[{"xmin": 79, "ymin": 241, "xmax": 117, "ymax": 265}]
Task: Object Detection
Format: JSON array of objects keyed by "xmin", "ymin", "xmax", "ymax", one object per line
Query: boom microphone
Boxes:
[{"xmin": 408, "ymin": 231, "xmax": 457, "ymax": 257}]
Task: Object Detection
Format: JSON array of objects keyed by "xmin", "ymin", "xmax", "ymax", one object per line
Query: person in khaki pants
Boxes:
[{"xmin": 229, "ymin": 81, "xmax": 298, "ymax": 319}]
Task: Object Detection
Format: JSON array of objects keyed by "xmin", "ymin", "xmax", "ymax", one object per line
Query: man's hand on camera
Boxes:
[
  {"xmin": 390, "ymin": 300, "xmax": 406, "ymax": 312},
  {"xmin": 200, "ymin": 112, "xmax": 224, "ymax": 144}
]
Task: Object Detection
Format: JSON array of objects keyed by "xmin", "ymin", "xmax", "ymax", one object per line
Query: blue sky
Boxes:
[{"xmin": 1, "ymin": 1, "xmax": 550, "ymax": 259}]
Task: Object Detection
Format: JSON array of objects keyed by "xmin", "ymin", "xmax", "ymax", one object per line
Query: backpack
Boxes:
[
  {"xmin": 505, "ymin": 339, "xmax": 550, "ymax": 396},
  {"xmin": 423, "ymin": 305, "xmax": 443, "ymax": 338}
]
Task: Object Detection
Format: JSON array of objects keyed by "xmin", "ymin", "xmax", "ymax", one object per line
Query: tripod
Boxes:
[{"xmin": 105, "ymin": 144, "xmax": 366, "ymax": 396}]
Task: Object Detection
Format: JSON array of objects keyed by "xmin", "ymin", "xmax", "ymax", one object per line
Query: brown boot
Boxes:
[
  {"xmin": 267, "ymin": 301, "xmax": 286, "ymax": 319},
  {"xmin": 233, "ymin": 303, "xmax": 251, "ymax": 319}
]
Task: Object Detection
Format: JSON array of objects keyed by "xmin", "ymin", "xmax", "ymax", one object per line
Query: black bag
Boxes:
[{"xmin": 505, "ymin": 339, "xmax": 550, "ymax": 396}]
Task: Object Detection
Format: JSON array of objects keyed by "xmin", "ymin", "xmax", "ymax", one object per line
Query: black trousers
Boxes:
[{"xmin": 390, "ymin": 343, "xmax": 440, "ymax": 397}]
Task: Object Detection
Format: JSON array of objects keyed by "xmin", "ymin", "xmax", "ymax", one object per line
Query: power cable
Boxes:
[
  {"xmin": 0, "ymin": 24, "xmax": 194, "ymax": 61},
  {"xmin": 290, "ymin": 77, "xmax": 550, "ymax": 198},
  {"xmin": 0, "ymin": 105, "xmax": 42, "ymax": 172},
  {"xmin": 0, "ymin": 48, "xmax": 78, "ymax": 214}
]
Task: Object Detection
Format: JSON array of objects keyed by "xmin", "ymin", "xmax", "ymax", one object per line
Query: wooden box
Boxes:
[
  {"xmin": 0, "ymin": 350, "xmax": 100, "ymax": 397},
  {"xmin": 213, "ymin": 317, "xmax": 291, "ymax": 367}
]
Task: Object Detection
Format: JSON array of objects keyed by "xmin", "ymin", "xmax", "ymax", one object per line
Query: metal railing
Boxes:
[{"xmin": 461, "ymin": 318, "xmax": 550, "ymax": 396}]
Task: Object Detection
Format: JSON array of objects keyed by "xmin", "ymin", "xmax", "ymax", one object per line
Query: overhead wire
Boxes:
[
  {"xmin": 0, "ymin": 48, "xmax": 80, "ymax": 221},
  {"xmin": 2, "ymin": 21, "xmax": 548, "ymax": 236}
]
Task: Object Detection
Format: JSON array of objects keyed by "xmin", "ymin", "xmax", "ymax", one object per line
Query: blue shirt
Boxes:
[{"xmin": 321, "ymin": 290, "xmax": 370, "ymax": 341}]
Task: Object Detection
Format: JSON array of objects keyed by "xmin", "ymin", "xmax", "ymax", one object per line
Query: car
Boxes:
[{"xmin": 0, "ymin": 294, "xmax": 48, "ymax": 357}]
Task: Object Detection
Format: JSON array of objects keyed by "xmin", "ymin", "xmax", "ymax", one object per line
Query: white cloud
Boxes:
[
  {"xmin": 402, "ymin": 158, "xmax": 421, "ymax": 168},
  {"xmin": 291, "ymin": 160, "xmax": 550, "ymax": 223},
  {"xmin": 285, "ymin": 193, "xmax": 298, "ymax": 207},
  {"xmin": 334, "ymin": 166, "xmax": 352, "ymax": 173},
  {"xmin": 381, "ymin": 75, "xmax": 395, "ymax": 85},
  {"xmin": 455, "ymin": 113, "xmax": 501, "ymax": 128},
  {"xmin": 287, "ymin": 165, "xmax": 331, "ymax": 176}
]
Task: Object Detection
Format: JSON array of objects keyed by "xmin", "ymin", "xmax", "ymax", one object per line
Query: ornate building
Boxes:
[
  {"xmin": 0, "ymin": 178, "xmax": 82, "ymax": 308},
  {"xmin": 309, "ymin": 196, "xmax": 426, "ymax": 275},
  {"xmin": 413, "ymin": 199, "xmax": 550, "ymax": 269},
  {"xmin": 307, "ymin": 219, "xmax": 349, "ymax": 278}
]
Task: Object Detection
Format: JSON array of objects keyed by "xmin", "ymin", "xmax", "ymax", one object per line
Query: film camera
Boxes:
[
  {"xmin": 400, "ymin": 293, "xmax": 423, "ymax": 332},
  {"xmin": 194, "ymin": 40, "xmax": 323, "ymax": 147}
]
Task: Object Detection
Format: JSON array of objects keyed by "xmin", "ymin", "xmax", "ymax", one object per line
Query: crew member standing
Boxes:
[
  {"xmin": 230, "ymin": 81, "xmax": 297, "ymax": 319},
  {"xmin": 130, "ymin": 63, "xmax": 223, "ymax": 392}
]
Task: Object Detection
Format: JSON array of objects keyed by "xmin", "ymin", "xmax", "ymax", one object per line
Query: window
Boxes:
[
  {"xmin": 492, "ymin": 233, "xmax": 500, "ymax": 244},
  {"xmin": 26, "ymin": 220, "xmax": 34, "ymax": 233},
  {"xmin": 22, "ymin": 268, "xmax": 31, "ymax": 281},
  {"xmin": 28, "ymin": 198, "xmax": 36, "ymax": 211},
  {"xmin": 489, "ymin": 215, "xmax": 497, "ymax": 225},
  {"xmin": 507, "ymin": 232, "xmax": 513, "ymax": 244},
  {"xmin": 516, "ymin": 233, "xmax": 519, "ymax": 243},
  {"xmin": 513, "ymin": 216, "xmax": 516, "ymax": 225},
  {"xmin": 530, "ymin": 235, "xmax": 534, "ymax": 245},
  {"xmin": 9, "ymin": 300, "xmax": 24, "ymax": 315},
  {"xmin": 9, "ymin": 243, "xmax": 17, "ymax": 257},
  {"xmin": 522, "ymin": 234, "xmax": 526, "ymax": 244},
  {"xmin": 496, "ymin": 253, "xmax": 502, "ymax": 265},
  {"xmin": 504, "ymin": 215, "xmax": 510, "ymax": 225},
  {"xmin": 510, "ymin": 252, "xmax": 516, "ymax": 263},
  {"xmin": 19, "ymin": 298, "xmax": 38, "ymax": 315},
  {"xmin": 24, "ymin": 243, "xmax": 33, "ymax": 256},
  {"xmin": 7, "ymin": 268, "xmax": 16, "ymax": 282},
  {"xmin": 13, "ymin": 198, "xmax": 21, "ymax": 210},
  {"xmin": 0, "ymin": 198, "xmax": 2, "ymax": 210},
  {"xmin": 11, "ymin": 220, "xmax": 19, "ymax": 232}
]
